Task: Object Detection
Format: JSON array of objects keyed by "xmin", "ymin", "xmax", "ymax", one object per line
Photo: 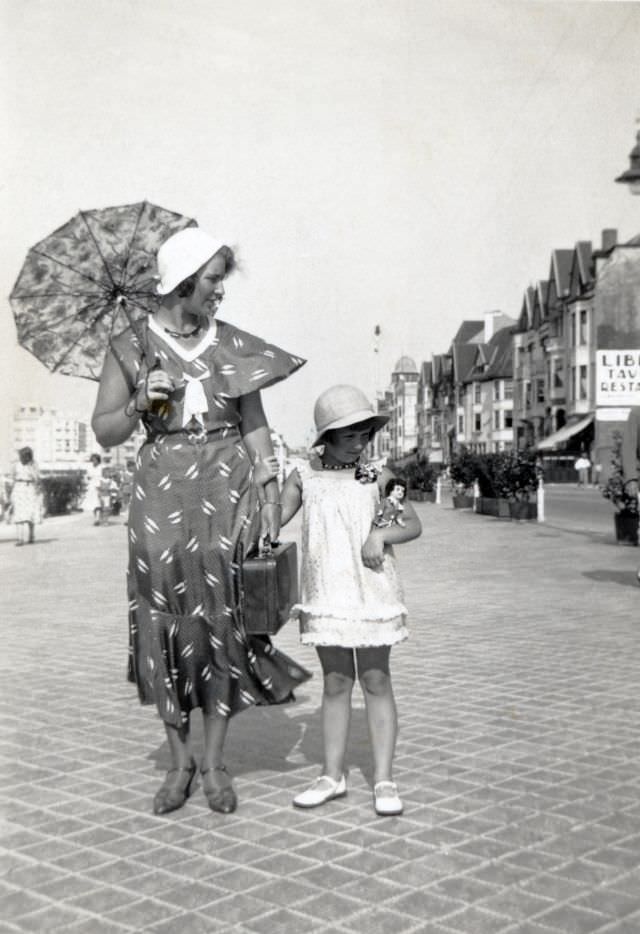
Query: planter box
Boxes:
[
  {"xmin": 509, "ymin": 501, "xmax": 538, "ymax": 521},
  {"xmin": 614, "ymin": 510, "xmax": 639, "ymax": 545},
  {"xmin": 477, "ymin": 497, "xmax": 511, "ymax": 518},
  {"xmin": 452, "ymin": 494, "xmax": 474, "ymax": 509},
  {"xmin": 408, "ymin": 490, "xmax": 435, "ymax": 502}
]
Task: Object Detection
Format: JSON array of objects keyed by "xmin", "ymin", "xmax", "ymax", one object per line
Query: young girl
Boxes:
[{"xmin": 255, "ymin": 384, "xmax": 422, "ymax": 815}]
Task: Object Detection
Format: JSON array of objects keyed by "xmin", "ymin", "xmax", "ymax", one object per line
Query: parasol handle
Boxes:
[{"xmin": 114, "ymin": 293, "xmax": 157, "ymax": 369}]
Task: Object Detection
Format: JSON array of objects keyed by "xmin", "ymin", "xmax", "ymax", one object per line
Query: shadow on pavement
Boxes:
[
  {"xmin": 582, "ymin": 569, "xmax": 640, "ymax": 589},
  {"xmin": 147, "ymin": 700, "xmax": 375, "ymax": 784}
]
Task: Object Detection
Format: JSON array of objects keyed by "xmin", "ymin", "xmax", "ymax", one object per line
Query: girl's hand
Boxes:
[
  {"xmin": 361, "ymin": 529, "xmax": 385, "ymax": 570},
  {"xmin": 253, "ymin": 454, "xmax": 280, "ymax": 488},
  {"xmin": 260, "ymin": 502, "xmax": 282, "ymax": 542}
]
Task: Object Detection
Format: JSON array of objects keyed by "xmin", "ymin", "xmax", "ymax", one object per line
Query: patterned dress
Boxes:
[
  {"xmin": 110, "ymin": 316, "xmax": 310, "ymax": 728},
  {"xmin": 292, "ymin": 457, "xmax": 408, "ymax": 648}
]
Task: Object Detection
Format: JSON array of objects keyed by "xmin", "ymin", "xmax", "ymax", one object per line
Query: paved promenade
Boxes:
[{"xmin": 1, "ymin": 491, "xmax": 639, "ymax": 934}]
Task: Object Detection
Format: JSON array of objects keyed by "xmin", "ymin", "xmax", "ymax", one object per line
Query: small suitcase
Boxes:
[{"xmin": 239, "ymin": 540, "xmax": 299, "ymax": 635}]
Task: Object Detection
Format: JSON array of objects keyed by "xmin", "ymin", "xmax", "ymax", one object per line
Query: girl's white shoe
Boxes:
[
  {"xmin": 293, "ymin": 775, "xmax": 347, "ymax": 808},
  {"xmin": 374, "ymin": 781, "xmax": 403, "ymax": 816}
]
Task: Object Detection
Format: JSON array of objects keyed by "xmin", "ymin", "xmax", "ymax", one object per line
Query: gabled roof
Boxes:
[
  {"xmin": 419, "ymin": 361, "xmax": 432, "ymax": 383},
  {"xmin": 483, "ymin": 326, "xmax": 514, "ymax": 380},
  {"xmin": 548, "ymin": 249, "xmax": 573, "ymax": 301},
  {"xmin": 568, "ymin": 241, "xmax": 594, "ymax": 301},
  {"xmin": 532, "ymin": 280, "xmax": 549, "ymax": 329},
  {"xmin": 452, "ymin": 341, "xmax": 479, "ymax": 385},
  {"xmin": 452, "ymin": 320, "xmax": 484, "ymax": 344},
  {"xmin": 517, "ymin": 286, "xmax": 536, "ymax": 332}
]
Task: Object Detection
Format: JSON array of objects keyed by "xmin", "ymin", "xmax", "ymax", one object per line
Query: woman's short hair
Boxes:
[
  {"xmin": 176, "ymin": 246, "xmax": 237, "ymax": 298},
  {"xmin": 90, "ymin": 454, "xmax": 102, "ymax": 465},
  {"xmin": 18, "ymin": 446, "xmax": 33, "ymax": 464}
]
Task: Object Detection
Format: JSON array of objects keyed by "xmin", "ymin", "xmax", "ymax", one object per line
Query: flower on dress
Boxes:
[{"xmin": 354, "ymin": 463, "xmax": 380, "ymax": 484}]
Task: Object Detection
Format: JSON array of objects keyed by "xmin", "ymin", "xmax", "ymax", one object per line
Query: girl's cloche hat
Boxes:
[
  {"xmin": 312, "ymin": 384, "xmax": 389, "ymax": 447},
  {"xmin": 156, "ymin": 228, "xmax": 226, "ymax": 296}
]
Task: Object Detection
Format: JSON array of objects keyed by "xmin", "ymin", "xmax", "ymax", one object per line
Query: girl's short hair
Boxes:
[
  {"xmin": 176, "ymin": 246, "xmax": 236, "ymax": 298},
  {"xmin": 322, "ymin": 418, "xmax": 378, "ymax": 446},
  {"xmin": 385, "ymin": 477, "xmax": 407, "ymax": 496}
]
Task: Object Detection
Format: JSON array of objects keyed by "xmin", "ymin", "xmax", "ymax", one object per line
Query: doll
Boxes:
[{"xmin": 373, "ymin": 478, "xmax": 407, "ymax": 528}]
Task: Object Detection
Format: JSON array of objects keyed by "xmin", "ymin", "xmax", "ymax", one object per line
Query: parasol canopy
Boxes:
[{"xmin": 10, "ymin": 201, "xmax": 196, "ymax": 380}]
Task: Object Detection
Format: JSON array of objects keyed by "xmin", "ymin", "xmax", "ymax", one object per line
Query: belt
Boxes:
[{"xmin": 148, "ymin": 426, "xmax": 240, "ymax": 446}]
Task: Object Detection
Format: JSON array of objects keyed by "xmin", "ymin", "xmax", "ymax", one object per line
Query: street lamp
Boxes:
[{"xmin": 615, "ymin": 127, "xmax": 640, "ymax": 195}]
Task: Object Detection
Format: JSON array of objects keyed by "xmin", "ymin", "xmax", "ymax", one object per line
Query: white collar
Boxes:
[{"xmin": 148, "ymin": 315, "xmax": 218, "ymax": 363}]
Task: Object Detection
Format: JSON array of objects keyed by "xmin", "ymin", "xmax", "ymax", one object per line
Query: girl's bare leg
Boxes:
[
  {"xmin": 317, "ymin": 647, "xmax": 356, "ymax": 780},
  {"xmin": 356, "ymin": 646, "xmax": 397, "ymax": 783}
]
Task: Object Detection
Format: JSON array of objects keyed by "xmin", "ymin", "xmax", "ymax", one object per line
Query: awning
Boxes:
[{"xmin": 536, "ymin": 413, "xmax": 594, "ymax": 451}]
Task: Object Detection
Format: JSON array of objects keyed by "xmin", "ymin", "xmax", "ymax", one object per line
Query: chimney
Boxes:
[
  {"xmin": 484, "ymin": 310, "xmax": 501, "ymax": 342},
  {"xmin": 601, "ymin": 229, "xmax": 617, "ymax": 252}
]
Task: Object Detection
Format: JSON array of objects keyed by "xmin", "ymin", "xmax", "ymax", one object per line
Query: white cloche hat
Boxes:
[
  {"xmin": 156, "ymin": 228, "xmax": 226, "ymax": 296},
  {"xmin": 312, "ymin": 384, "xmax": 389, "ymax": 447}
]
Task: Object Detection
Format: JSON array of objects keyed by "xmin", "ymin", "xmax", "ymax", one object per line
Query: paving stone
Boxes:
[{"xmin": 3, "ymin": 496, "xmax": 640, "ymax": 934}]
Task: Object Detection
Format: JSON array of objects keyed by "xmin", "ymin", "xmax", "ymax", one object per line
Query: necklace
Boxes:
[
  {"xmin": 321, "ymin": 460, "xmax": 359, "ymax": 470},
  {"xmin": 163, "ymin": 323, "xmax": 202, "ymax": 340}
]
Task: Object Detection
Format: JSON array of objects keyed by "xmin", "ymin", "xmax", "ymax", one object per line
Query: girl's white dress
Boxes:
[{"xmin": 292, "ymin": 457, "xmax": 408, "ymax": 647}]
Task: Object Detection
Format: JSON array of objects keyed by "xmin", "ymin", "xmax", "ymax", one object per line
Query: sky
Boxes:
[{"xmin": 2, "ymin": 0, "xmax": 640, "ymax": 464}]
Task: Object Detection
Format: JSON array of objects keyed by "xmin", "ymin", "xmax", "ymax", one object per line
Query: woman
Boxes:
[
  {"xmin": 92, "ymin": 227, "xmax": 310, "ymax": 815},
  {"xmin": 84, "ymin": 453, "xmax": 108, "ymax": 525},
  {"xmin": 10, "ymin": 446, "xmax": 41, "ymax": 546}
]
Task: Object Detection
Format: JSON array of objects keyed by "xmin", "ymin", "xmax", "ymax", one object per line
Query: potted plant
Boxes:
[
  {"xmin": 601, "ymin": 432, "xmax": 639, "ymax": 545},
  {"xmin": 405, "ymin": 460, "xmax": 436, "ymax": 502},
  {"xmin": 449, "ymin": 447, "xmax": 477, "ymax": 508},
  {"xmin": 475, "ymin": 450, "xmax": 538, "ymax": 519}
]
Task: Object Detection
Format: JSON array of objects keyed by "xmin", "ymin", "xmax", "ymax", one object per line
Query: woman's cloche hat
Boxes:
[
  {"xmin": 156, "ymin": 228, "xmax": 226, "ymax": 296},
  {"xmin": 312, "ymin": 384, "xmax": 389, "ymax": 447}
]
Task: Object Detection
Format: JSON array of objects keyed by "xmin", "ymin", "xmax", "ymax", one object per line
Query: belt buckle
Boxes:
[{"xmin": 186, "ymin": 426, "xmax": 208, "ymax": 445}]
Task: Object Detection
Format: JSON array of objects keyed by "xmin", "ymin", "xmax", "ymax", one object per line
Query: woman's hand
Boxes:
[
  {"xmin": 361, "ymin": 529, "xmax": 385, "ymax": 570},
  {"xmin": 136, "ymin": 368, "xmax": 174, "ymax": 411},
  {"xmin": 260, "ymin": 502, "xmax": 282, "ymax": 543}
]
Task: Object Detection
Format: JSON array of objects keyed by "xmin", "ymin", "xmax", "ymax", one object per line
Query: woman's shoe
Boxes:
[
  {"xmin": 201, "ymin": 765, "xmax": 237, "ymax": 814},
  {"xmin": 373, "ymin": 780, "xmax": 403, "ymax": 816},
  {"xmin": 293, "ymin": 775, "xmax": 347, "ymax": 809},
  {"xmin": 153, "ymin": 759, "xmax": 197, "ymax": 815}
]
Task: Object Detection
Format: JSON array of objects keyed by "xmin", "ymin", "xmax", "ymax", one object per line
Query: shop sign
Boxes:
[{"xmin": 596, "ymin": 350, "xmax": 640, "ymax": 406}]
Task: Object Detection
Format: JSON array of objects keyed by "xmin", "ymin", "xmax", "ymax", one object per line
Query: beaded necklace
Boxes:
[{"xmin": 321, "ymin": 460, "xmax": 359, "ymax": 470}]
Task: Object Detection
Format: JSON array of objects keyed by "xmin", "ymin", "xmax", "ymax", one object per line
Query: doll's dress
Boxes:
[{"xmin": 292, "ymin": 456, "xmax": 408, "ymax": 648}]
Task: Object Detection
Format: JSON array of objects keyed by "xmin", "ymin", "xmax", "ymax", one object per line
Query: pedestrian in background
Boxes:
[
  {"xmin": 254, "ymin": 385, "xmax": 422, "ymax": 816},
  {"xmin": 575, "ymin": 452, "xmax": 591, "ymax": 487},
  {"xmin": 620, "ymin": 406, "xmax": 640, "ymax": 583},
  {"xmin": 84, "ymin": 454, "xmax": 107, "ymax": 525},
  {"xmin": 9, "ymin": 446, "xmax": 41, "ymax": 546},
  {"xmin": 92, "ymin": 227, "xmax": 310, "ymax": 815}
]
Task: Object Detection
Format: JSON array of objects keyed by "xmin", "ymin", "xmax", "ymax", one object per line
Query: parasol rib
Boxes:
[
  {"xmin": 16, "ymin": 248, "xmax": 108, "ymax": 291},
  {"xmin": 16, "ymin": 294, "xmax": 112, "ymax": 340},
  {"xmin": 79, "ymin": 211, "xmax": 118, "ymax": 290},
  {"xmin": 119, "ymin": 201, "xmax": 148, "ymax": 289}
]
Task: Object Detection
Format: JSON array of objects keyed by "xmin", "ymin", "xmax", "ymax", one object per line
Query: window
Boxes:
[
  {"xmin": 504, "ymin": 381, "xmax": 513, "ymax": 399},
  {"xmin": 457, "ymin": 414, "xmax": 464, "ymax": 434},
  {"xmin": 474, "ymin": 382, "xmax": 481, "ymax": 403},
  {"xmin": 494, "ymin": 382, "xmax": 501, "ymax": 401},
  {"xmin": 504, "ymin": 411, "xmax": 513, "ymax": 429},
  {"xmin": 553, "ymin": 358, "xmax": 564, "ymax": 390},
  {"xmin": 525, "ymin": 381, "xmax": 532, "ymax": 409},
  {"xmin": 570, "ymin": 366, "xmax": 576, "ymax": 402},
  {"xmin": 571, "ymin": 313, "xmax": 576, "ymax": 347},
  {"xmin": 474, "ymin": 413, "xmax": 481, "ymax": 432},
  {"xmin": 579, "ymin": 309, "xmax": 587, "ymax": 345},
  {"xmin": 579, "ymin": 365, "xmax": 588, "ymax": 400},
  {"xmin": 537, "ymin": 379, "xmax": 545, "ymax": 404},
  {"xmin": 494, "ymin": 410, "xmax": 501, "ymax": 430}
]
